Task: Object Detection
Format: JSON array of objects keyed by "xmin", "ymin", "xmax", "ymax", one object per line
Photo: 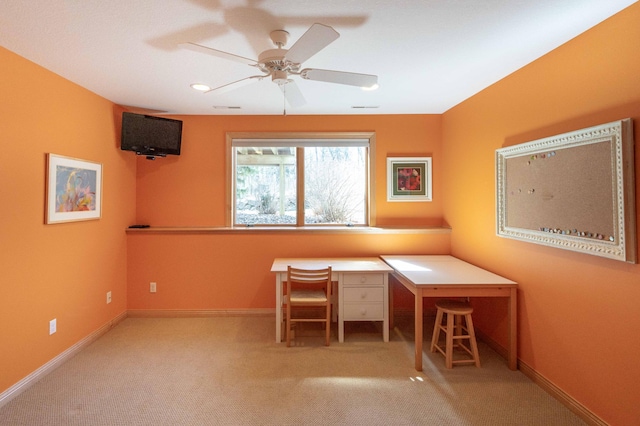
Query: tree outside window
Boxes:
[{"xmin": 229, "ymin": 133, "xmax": 374, "ymax": 227}]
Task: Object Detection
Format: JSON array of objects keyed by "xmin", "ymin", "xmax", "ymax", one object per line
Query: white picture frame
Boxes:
[
  {"xmin": 46, "ymin": 153, "xmax": 103, "ymax": 224},
  {"xmin": 387, "ymin": 157, "xmax": 432, "ymax": 202}
]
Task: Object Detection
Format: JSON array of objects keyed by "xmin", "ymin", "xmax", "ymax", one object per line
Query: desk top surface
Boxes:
[
  {"xmin": 271, "ymin": 257, "xmax": 394, "ymax": 273},
  {"xmin": 380, "ymin": 255, "xmax": 517, "ymax": 286}
]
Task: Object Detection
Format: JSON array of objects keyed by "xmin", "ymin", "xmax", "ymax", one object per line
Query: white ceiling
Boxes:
[{"xmin": 1, "ymin": 0, "xmax": 636, "ymax": 115}]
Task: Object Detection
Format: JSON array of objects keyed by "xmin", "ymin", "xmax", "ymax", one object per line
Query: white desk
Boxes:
[
  {"xmin": 271, "ymin": 258, "xmax": 394, "ymax": 343},
  {"xmin": 381, "ymin": 255, "xmax": 518, "ymax": 371}
]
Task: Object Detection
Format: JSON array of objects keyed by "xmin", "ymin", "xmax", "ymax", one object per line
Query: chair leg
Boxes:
[
  {"xmin": 280, "ymin": 306, "xmax": 286, "ymax": 343},
  {"xmin": 325, "ymin": 304, "xmax": 331, "ymax": 346},
  {"xmin": 445, "ymin": 312, "xmax": 454, "ymax": 369},
  {"xmin": 286, "ymin": 304, "xmax": 292, "ymax": 347},
  {"xmin": 331, "ymin": 282, "xmax": 338, "ymax": 322},
  {"xmin": 465, "ymin": 313, "xmax": 481, "ymax": 367},
  {"xmin": 454, "ymin": 315, "xmax": 463, "ymax": 348},
  {"xmin": 430, "ymin": 308, "xmax": 443, "ymax": 352}
]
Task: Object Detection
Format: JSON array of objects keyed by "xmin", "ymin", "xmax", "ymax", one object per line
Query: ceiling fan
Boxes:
[{"xmin": 179, "ymin": 23, "xmax": 378, "ymax": 108}]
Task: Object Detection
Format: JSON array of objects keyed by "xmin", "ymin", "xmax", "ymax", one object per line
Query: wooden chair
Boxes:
[
  {"xmin": 430, "ymin": 299, "xmax": 481, "ymax": 368},
  {"xmin": 286, "ymin": 266, "xmax": 332, "ymax": 347}
]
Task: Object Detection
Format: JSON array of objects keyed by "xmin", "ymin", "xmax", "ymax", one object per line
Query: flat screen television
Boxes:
[{"xmin": 120, "ymin": 112, "xmax": 182, "ymax": 159}]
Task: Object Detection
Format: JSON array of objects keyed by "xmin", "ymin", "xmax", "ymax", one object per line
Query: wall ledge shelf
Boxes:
[{"xmin": 126, "ymin": 226, "xmax": 451, "ymax": 235}]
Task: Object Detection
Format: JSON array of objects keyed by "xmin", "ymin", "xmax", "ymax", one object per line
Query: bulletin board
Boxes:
[{"xmin": 496, "ymin": 119, "xmax": 636, "ymax": 263}]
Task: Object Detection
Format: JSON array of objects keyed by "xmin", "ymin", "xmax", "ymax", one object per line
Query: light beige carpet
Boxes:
[{"xmin": 0, "ymin": 316, "xmax": 586, "ymax": 425}]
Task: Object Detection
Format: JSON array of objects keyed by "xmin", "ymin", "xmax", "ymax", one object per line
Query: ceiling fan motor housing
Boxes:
[
  {"xmin": 269, "ymin": 30, "xmax": 289, "ymax": 47},
  {"xmin": 258, "ymin": 48, "xmax": 300, "ymax": 77}
]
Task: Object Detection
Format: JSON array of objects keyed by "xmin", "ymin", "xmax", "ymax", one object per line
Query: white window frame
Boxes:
[{"xmin": 226, "ymin": 132, "xmax": 376, "ymax": 227}]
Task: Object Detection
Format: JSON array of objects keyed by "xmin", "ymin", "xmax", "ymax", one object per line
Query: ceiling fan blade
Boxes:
[
  {"xmin": 300, "ymin": 68, "xmax": 378, "ymax": 88},
  {"xmin": 284, "ymin": 23, "xmax": 339, "ymax": 64},
  {"xmin": 279, "ymin": 80, "xmax": 306, "ymax": 108},
  {"xmin": 179, "ymin": 42, "xmax": 257, "ymax": 66},
  {"xmin": 206, "ymin": 75, "xmax": 265, "ymax": 94}
]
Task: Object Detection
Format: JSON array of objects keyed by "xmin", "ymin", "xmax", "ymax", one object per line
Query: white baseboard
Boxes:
[
  {"xmin": 0, "ymin": 309, "xmax": 608, "ymax": 426},
  {"xmin": 126, "ymin": 308, "xmax": 274, "ymax": 318},
  {"xmin": 0, "ymin": 308, "xmax": 276, "ymax": 409},
  {"xmin": 475, "ymin": 329, "xmax": 607, "ymax": 426},
  {"xmin": 0, "ymin": 311, "xmax": 127, "ymax": 409},
  {"xmin": 517, "ymin": 361, "xmax": 608, "ymax": 426}
]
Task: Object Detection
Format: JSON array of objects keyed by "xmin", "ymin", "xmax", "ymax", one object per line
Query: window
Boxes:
[{"xmin": 227, "ymin": 132, "xmax": 376, "ymax": 227}]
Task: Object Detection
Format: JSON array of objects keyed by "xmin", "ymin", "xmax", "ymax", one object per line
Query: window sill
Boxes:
[{"xmin": 125, "ymin": 226, "xmax": 451, "ymax": 235}]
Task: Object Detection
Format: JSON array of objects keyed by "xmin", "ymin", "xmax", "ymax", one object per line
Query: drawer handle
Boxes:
[
  {"xmin": 360, "ymin": 292, "xmax": 367, "ymax": 299},
  {"xmin": 360, "ymin": 276, "xmax": 366, "ymax": 283},
  {"xmin": 360, "ymin": 309, "xmax": 367, "ymax": 315}
]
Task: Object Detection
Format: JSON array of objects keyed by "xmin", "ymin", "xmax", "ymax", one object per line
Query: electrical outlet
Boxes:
[
  {"xmin": 150, "ymin": 282, "xmax": 157, "ymax": 293},
  {"xmin": 106, "ymin": 291, "xmax": 112, "ymax": 304},
  {"xmin": 49, "ymin": 319, "xmax": 57, "ymax": 335}
]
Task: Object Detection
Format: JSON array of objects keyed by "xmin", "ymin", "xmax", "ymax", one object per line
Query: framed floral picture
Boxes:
[
  {"xmin": 387, "ymin": 157, "xmax": 432, "ymax": 202},
  {"xmin": 46, "ymin": 153, "xmax": 102, "ymax": 224}
]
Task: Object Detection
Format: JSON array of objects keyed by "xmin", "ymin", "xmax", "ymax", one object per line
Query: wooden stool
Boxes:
[{"xmin": 430, "ymin": 299, "xmax": 481, "ymax": 368}]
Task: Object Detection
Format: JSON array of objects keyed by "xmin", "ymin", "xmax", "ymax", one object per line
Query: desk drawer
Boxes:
[
  {"xmin": 343, "ymin": 287, "xmax": 384, "ymax": 303},
  {"xmin": 343, "ymin": 273, "xmax": 384, "ymax": 286},
  {"xmin": 343, "ymin": 302, "xmax": 384, "ymax": 320}
]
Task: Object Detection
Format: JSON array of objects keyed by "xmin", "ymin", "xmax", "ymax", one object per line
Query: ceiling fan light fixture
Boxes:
[
  {"xmin": 361, "ymin": 83, "xmax": 379, "ymax": 91},
  {"xmin": 272, "ymin": 70, "xmax": 289, "ymax": 85},
  {"xmin": 190, "ymin": 83, "xmax": 211, "ymax": 92}
]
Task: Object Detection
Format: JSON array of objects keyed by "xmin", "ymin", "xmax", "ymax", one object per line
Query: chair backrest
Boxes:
[{"xmin": 286, "ymin": 266, "xmax": 332, "ymax": 298}]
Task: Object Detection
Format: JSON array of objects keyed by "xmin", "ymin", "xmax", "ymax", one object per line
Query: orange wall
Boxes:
[
  {"xmin": 127, "ymin": 114, "xmax": 448, "ymax": 311},
  {"xmin": 442, "ymin": 3, "xmax": 640, "ymax": 425},
  {"xmin": 128, "ymin": 232, "xmax": 449, "ymax": 310},
  {"xmin": 135, "ymin": 114, "xmax": 444, "ymax": 227},
  {"xmin": 0, "ymin": 48, "xmax": 136, "ymax": 394},
  {"xmin": 4, "ymin": 3, "xmax": 639, "ymax": 424}
]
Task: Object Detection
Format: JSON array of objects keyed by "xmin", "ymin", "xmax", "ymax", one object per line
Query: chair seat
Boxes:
[
  {"xmin": 290, "ymin": 289, "xmax": 328, "ymax": 303},
  {"xmin": 435, "ymin": 299, "xmax": 474, "ymax": 315}
]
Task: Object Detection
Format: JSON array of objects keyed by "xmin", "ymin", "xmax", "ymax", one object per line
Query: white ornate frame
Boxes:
[{"xmin": 496, "ymin": 119, "xmax": 636, "ymax": 263}]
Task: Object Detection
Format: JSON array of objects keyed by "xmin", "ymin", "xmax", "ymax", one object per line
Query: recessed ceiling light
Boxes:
[
  {"xmin": 351, "ymin": 105, "xmax": 380, "ymax": 109},
  {"xmin": 212, "ymin": 106, "xmax": 242, "ymax": 109},
  {"xmin": 361, "ymin": 83, "xmax": 379, "ymax": 91},
  {"xmin": 190, "ymin": 83, "xmax": 211, "ymax": 92}
]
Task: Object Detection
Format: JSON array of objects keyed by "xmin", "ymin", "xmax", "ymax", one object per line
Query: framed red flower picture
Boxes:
[{"xmin": 387, "ymin": 157, "xmax": 432, "ymax": 202}]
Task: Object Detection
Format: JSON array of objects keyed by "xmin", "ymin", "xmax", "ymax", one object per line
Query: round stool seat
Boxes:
[
  {"xmin": 431, "ymin": 299, "xmax": 480, "ymax": 368},
  {"xmin": 435, "ymin": 299, "xmax": 473, "ymax": 315}
]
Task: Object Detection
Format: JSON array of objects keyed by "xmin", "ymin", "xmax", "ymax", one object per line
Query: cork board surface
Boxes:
[
  {"xmin": 505, "ymin": 140, "xmax": 614, "ymax": 240},
  {"xmin": 496, "ymin": 118, "xmax": 636, "ymax": 263}
]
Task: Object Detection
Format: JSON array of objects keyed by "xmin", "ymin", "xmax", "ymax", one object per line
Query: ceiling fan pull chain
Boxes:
[{"xmin": 283, "ymin": 84, "xmax": 287, "ymax": 116}]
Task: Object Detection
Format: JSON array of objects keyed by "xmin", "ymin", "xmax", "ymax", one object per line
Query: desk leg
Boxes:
[
  {"xmin": 388, "ymin": 277, "xmax": 394, "ymax": 330},
  {"xmin": 276, "ymin": 274, "xmax": 283, "ymax": 343},
  {"xmin": 383, "ymin": 273, "xmax": 389, "ymax": 342},
  {"xmin": 508, "ymin": 287, "xmax": 518, "ymax": 370},
  {"xmin": 414, "ymin": 288, "xmax": 423, "ymax": 371},
  {"xmin": 332, "ymin": 281, "xmax": 338, "ymax": 323},
  {"xmin": 338, "ymin": 274, "xmax": 345, "ymax": 342}
]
